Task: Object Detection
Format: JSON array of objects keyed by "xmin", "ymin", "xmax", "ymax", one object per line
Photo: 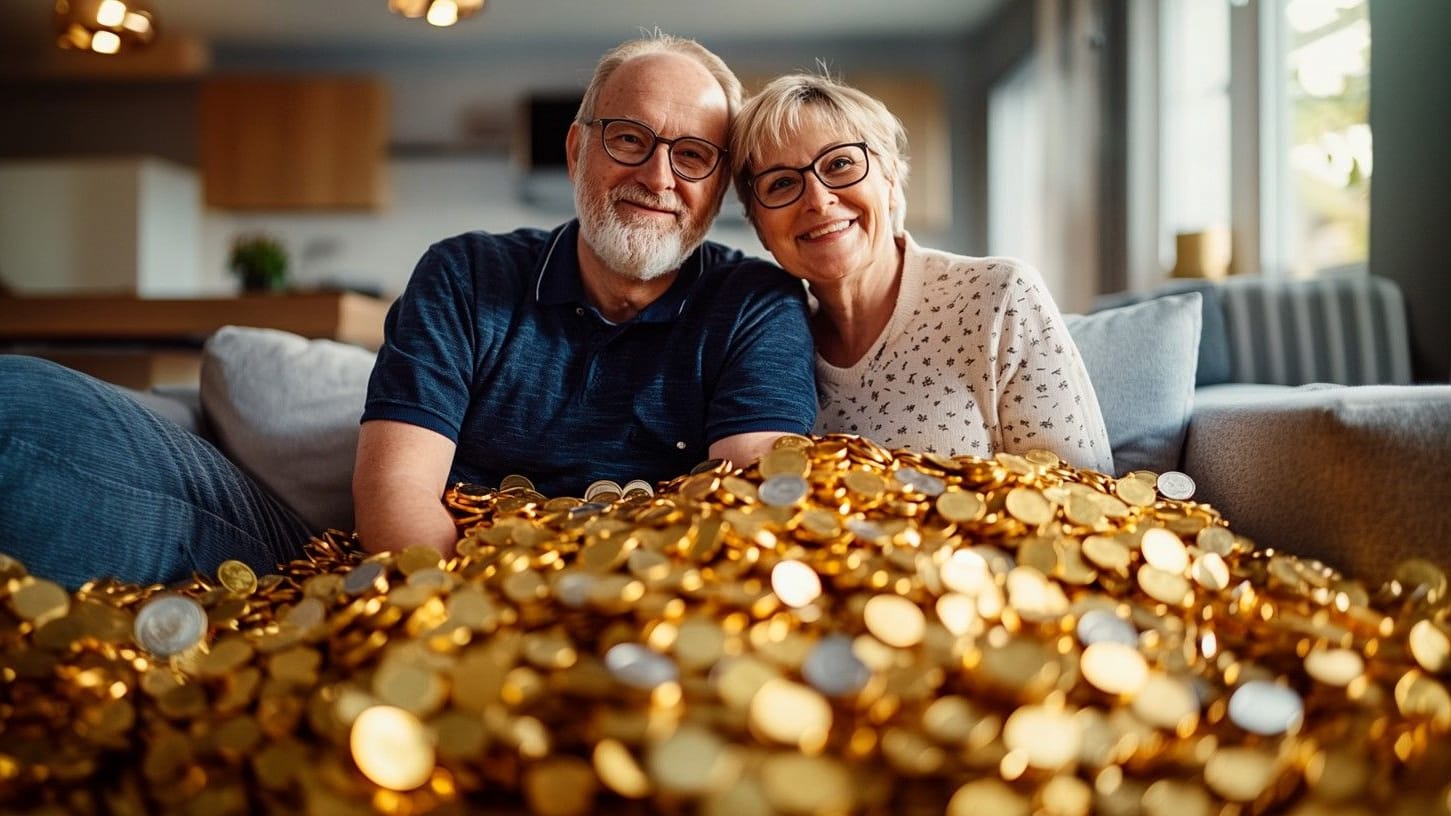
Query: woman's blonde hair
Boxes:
[{"xmin": 730, "ymin": 72, "xmax": 910, "ymax": 233}]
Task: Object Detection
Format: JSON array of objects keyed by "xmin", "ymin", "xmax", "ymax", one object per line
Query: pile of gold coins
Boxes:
[{"xmin": 3, "ymin": 433, "xmax": 1451, "ymax": 815}]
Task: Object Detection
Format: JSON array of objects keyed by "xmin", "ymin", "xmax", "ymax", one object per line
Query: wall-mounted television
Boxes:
[{"xmin": 518, "ymin": 92, "xmax": 583, "ymax": 209}]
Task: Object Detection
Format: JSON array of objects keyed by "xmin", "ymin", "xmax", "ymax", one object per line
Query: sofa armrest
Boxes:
[{"xmin": 1183, "ymin": 384, "xmax": 1451, "ymax": 581}]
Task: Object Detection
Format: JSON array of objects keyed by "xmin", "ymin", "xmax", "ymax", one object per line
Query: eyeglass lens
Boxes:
[
  {"xmin": 599, "ymin": 119, "xmax": 721, "ymax": 180},
  {"xmin": 752, "ymin": 143, "xmax": 870, "ymax": 209}
]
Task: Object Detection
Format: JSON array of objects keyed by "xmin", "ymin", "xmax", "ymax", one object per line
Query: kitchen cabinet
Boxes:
[{"xmin": 199, "ymin": 76, "xmax": 388, "ymax": 210}]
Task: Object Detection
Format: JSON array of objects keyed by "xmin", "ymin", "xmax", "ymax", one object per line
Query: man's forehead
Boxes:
[{"xmin": 595, "ymin": 53, "xmax": 729, "ymax": 136}]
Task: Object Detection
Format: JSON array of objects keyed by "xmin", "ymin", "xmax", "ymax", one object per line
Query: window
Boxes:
[{"xmin": 1144, "ymin": 0, "xmax": 1371, "ymax": 282}]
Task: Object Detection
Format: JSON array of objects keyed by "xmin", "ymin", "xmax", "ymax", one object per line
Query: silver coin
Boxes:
[
  {"xmin": 847, "ymin": 519, "xmax": 888, "ymax": 541},
  {"xmin": 407, "ymin": 567, "xmax": 454, "ymax": 590},
  {"xmin": 1156, "ymin": 470, "xmax": 1197, "ymax": 501},
  {"xmin": 802, "ymin": 635, "xmax": 871, "ymax": 697},
  {"xmin": 622, "ymin": 479, "xmax": 655, "ymax": 497},
  {"xmin": 342, "ymin": 561, "xmax": 386, "ymax": 596},
  {"xmin": 758, "ymin": 474, "xmax": 808, "ymax": 507},
  {"xmin": 895, "ymin": 468, "xmax": 946, "ymax": 496},
  {"xmin": 1075, "ymin": 608, "xmax": 1139, "ymax": 647},
  {"xmin": 284, "ymin": 597, "xmax": 326, "ymax": 630},
  {"xmin": 1228, "ymin": 680, "xmax": 1304, "ymax": 735},
  {"xmin": 604, "ymin": 643, "xmax": 678, "ymax": 689},
  {"xmin": 553, "ymin": 572, "xmax": 596, "ymax": 609},
  {"xmin": 132, "ymin": 594, "xmax": 208, "ymax": 656},
  {"xmin": 584, "ymin": 479, "xmax": 623, "ymax": 502}
]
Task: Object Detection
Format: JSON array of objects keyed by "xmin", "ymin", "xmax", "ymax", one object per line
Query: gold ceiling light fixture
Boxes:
[
  {"xmin": 54, "ymin": 0, "xmax": 158, "ymax": 55},
  {"xmin": 388, "ymin": 0, "xmax": 486, "ymax": 28}
]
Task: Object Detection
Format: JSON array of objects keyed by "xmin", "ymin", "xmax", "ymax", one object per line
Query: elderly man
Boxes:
[
  {"xmin": 0, "ymin": 34, "xmax": 815, "ymax": 588},
  {"xmin": 353, "ymin": 35, "xmax": 816, "ymax": 554}
]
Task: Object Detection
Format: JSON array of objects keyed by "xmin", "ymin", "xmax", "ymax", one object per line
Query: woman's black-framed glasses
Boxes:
[
  {"xmin": 750, "ymin": 142, "xmax": 871, "ymax": 209},
  {"xmin": 584, "ymin": 117, "xmax": 726, "ymax": 181}
]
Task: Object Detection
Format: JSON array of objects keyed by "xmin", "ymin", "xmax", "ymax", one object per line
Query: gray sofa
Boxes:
[{"xmin": 121, "ymin": 271, "xmax": 1449, "ymax": 583}]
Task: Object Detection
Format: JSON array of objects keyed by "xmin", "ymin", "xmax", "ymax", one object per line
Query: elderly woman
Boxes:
[{"xmin": 731, "ymin": 73, "xmax": 1113, "ymax": 472}]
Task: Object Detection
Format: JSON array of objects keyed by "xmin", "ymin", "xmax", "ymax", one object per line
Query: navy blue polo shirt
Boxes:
[{"xmin": 362, "ymin": 220, "xmax": 817, "ymax": 497}]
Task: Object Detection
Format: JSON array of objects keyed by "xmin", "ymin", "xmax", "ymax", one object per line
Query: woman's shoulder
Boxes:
[{"xmin": 906, "ymin": 239, "xmax": 1045, "ymax": 302}]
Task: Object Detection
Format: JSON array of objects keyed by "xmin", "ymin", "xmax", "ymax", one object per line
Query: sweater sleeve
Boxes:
[{"xmin": 991, "ymin": 262, "xmax": 1115, "ymax": 473}]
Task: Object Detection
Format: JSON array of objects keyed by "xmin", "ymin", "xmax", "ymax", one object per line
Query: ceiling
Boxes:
[{"xmin": 3, "ymin": 0, "xmax": 1007, "ymax": 54}]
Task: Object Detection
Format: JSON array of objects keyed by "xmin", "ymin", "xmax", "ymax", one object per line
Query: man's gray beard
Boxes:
[{"xmin": 575, "ymin": 180, "xmax": 711, "ymax": 283}]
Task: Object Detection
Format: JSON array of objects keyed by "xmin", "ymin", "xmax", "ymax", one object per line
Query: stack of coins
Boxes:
[{"xmin": 2, "ymin": 434, "xmax": 1449, "ymax": 815}]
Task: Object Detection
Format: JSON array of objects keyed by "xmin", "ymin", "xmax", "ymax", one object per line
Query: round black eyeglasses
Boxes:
[
  {"xmin": 583, "ymin": 117, "xmax": 726, "ymax": 182},
  {"xmin": 750, "ymin": 142, "xmax": 871, "ymax": 209}
]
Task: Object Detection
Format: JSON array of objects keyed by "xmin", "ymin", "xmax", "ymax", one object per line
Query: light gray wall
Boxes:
[{"xmin": 1369, "ymin": 0, "xmax": 1451, "ymax": 382}]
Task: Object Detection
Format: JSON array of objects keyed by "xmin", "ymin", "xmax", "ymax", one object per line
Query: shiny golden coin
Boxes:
[
  {"xmin": 1304, "ymin": 648, "xmax": 1365, "ymax": 687},
  {"xmin": 1409, "ymin": 619, "xmax": 1451, "ymax": 673},
  {"xmin": 798, "ymin": 509, "xmax": 842, "ymax": 538},
  {"xmin": 1195, "ymin": 525, "xmax": 1235, "ymax": 555},
  {"xmin": 7, "ymin": 577, "xmax": 70, "ymax": 625},
  {"xmin": 1002, "ymin": 705, "xmax": 1080, "ymax": 769},
  {"xmin": 1080, "ymin": 641, "xmax": 1149, "ymax": 695},
  {"xmin": 395, "ymin": 546, "xmax": 441, "ymax": 575},
  {"xmin": 842, "ymin": 468, "xmax": 888, "ymax": 499},
  {"xmin": 1115, "ymin": 477, "xmax": 1156, "ymax": 507},
  {"xmin": 759, "ymin": 447, "xmax": 810, "ymax": 478},
  {"xmin": 646, "ymin": 724, "xmax": 738, "ymax": 796},
  {"xmin": 593, "ymin": 738, "xmax": 650, "ymax": 799},
  {"xmin": 936, "ymin": 489, "xmax": 984, "ymax": 523},
  {"xmin": 1190, "ymin": 552, "xmax": 1231, "ymax": 591},
  {"xmin": 373, "ymin": 660, "xmax": 447, "ymax": 716},
  {"xmin": 522, "ymin": 756, "xmax": 598, "ymax": 816},
  {"xmin": 1141, "ymin": 779, "xmax": 1213, "ymax": 816},
  {"xmin": 499, "ymin": 473, "xmax": 535, "ymax": 491},
  {"xmin": 1005, "ymin": 487, "xmax": 1053, "ymax": 526},
  {"xmin": 750, "ymin": 678, "xmax": 832, "ymax": 751},
  {"xmin": 216, "ymin": 560, "xmax": 258, "ymax": 595},
  {"xmin": 759, "ymin": 752, "xmax": 854, "ymax": 815},
  {"xmin": 771, "ymin": 560, "xmax": 823, "ymax": 609},
  {"xmin": 1132, "ymin": 671, "xmax": 1199, "ymax": 732},
  {"xmin": 771, "ymin": 432, "xmax": 814, "ymax": 450},
  {"xmin": 1138, "ymin": 565, "xmax": 1192, "ymax": 607},
  {"xmin": 1140, "ymin": 528, "xmax": 1189, "ymax": 574},
  {"xmin": 350, "ymin": 705, "xmax": 434, "ymax": 791},
  {"xmin": 1082, "ymin": 535, "xmax": 1131, "ymax": 575},
  {"xmin": 1024, "ymin": 448, "xmax": 1061, "ymax": 468},
  {"xmin": 1394, "ymin": 559, "xmax": 1449, "ymax": 605},
  {"xmin": 1204, "ymin": 747, "xmax": 1278, "ymax": 802},
  {"xmin": 1395, "ymin": 670, "xmax": 1451, "ymax": 729},
  {"xmin": 1064, "ymin": 494, "xmax": 1105, "ymax": 526},
  {"xmin": 947, "ymin": 778, "xmax": 1030, "ymax": 816},
  {"xmin": 1039, "ymin": 775, "xmax": 1093, "ymax": 816},
  {"xmin": 863, "ymin": 594, "xmax": 926, "ymax": 648}
]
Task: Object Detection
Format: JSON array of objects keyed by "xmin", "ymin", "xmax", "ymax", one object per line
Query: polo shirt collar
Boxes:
[{"xmin": 534, "ymin": 219, "xmax": 705, "ymax": 324}]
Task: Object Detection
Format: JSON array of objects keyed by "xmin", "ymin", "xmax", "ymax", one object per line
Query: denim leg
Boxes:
[{"xmin": 0, "ymin": 355, "xmax": 312, "ymax": 589}]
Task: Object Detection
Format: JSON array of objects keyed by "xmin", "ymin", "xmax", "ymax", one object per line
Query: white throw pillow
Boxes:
[
  {"xmin": 1063, "ymin": 292, "xmax": 1202, "ymax": 474},
  {"xmin": 200, "ymin": 326, "xmax": 376, "ymax": 532}
]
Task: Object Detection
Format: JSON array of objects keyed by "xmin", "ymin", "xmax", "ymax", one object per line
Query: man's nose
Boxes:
[{"xmin": 634, "ymin": 143, "xmax": 677, "ymax": 190}]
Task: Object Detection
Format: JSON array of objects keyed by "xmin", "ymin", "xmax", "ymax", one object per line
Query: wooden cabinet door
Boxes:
[{"xmin": 199, "ymin": 76, "xmax": 388, "ymax": 210}]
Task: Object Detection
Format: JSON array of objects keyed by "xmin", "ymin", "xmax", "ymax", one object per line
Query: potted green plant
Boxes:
[{"xmin": 229, "ymin": 234, "xmax": 290, "ymax": 293}]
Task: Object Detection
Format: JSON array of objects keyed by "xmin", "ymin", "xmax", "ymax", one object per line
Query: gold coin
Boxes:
[
  {"xmin": 1080, "ymin": 641, "xmax": 1149, "ymax": 695},
  {"xmin": 936, "ymin": 489, "xmax": 984, "ymax": 523},
  {"xmin": 759, "ymin": 752, "xmax": 854, "ymax": 815},
  {"xmin": 1190, "ymin": 552, "xmax": 1231, "ymax": 591},
  {"xmin": 771, "ymin": 433, "xmax": 814, "ymax": 451},
  {"xmin": 1140, "ymin": 527, "xmax": 1188, "ymax": 574},
  {"xmin": 8, "ymin": 577, "xmax": 70, "ymax": 625},
  {"xmin": 1195, "ymin": 525, "xmax": 1235, "ymax": 555},
  {"xmin": 1394, "ymin": 670, "xmax": 1451, "ymax": 729},
  {"xmin": 1082, "ymin": 535, "xmax": 1131, "ymax": 575},
  {"xmin": 1204, "ymin": 747, "xmax": 1278, "ymax": 802},
  {"xmin": 1138, "ymin": 564, "xmax": 1192, "ymax": 606},
  {"xmin": 593, "ymin": 738, "xmax": 651, "ymax": 799},
  {"xmin": 1394, "ymin": 559, "xmax": 1449, "ymax": 605},
  {"xmin": 1304, "ymin": 648, "xmax": 1365, "ymax": 687},
  {"xmin": 500, "ymin": 473, "xmax": 535, "ymax": 491},
  {"xmin": 216, "ymin": 560, "xmax": 258, "ymax": 596},
  {"xmin": 1004, "ymin": 487, "xmax": 1052, "ymax": 526},
  {"xmin": 645, "ymin": 724, "xmax": 736, "ymax": 796},
  {"xmin": 1410, "ymin": 620, "xmax": 1451, "ymax": 673},
  {"xmin": 1132, "ymin": 671, "xmax": 1200, "ymax": 732},
  {"xmin": 395, "ymin": 546, "xmax": 441, "ymax": 575},
  {"xmin": 522, "ymin": 756, "xmax": 598, "ymax": 816},
  {"xmin": 350, "ymin": 705, "xmax": 434, "ymax": 791},
  {"xmin": 863, "ymin": 594, "xmax": 926, "ymax": 648},
  {"xmin": 1115, "ymin": 477, "xmax": 1156, "ymax": 507},
  {"xmin": 947, "ymin": 779, "xmax": 1030, "ymax": 816},
  {"xmin": 771, "ymin": 560, "xmax": 823, "ymax": 609},
  {"xmin": 750, "ymin": 678, "xmax": 833, "ymax": 751},
  {"xmin": 759, "ymin": 448, "xmax": 810, "ymax": 478},
  {"xmin": 1024, "ymin": 448, "xmax": 1061, "ymax": 468},
  {"xmin": 1002, "ymin": 705, "xmax": 1081, "ymax": 770}
]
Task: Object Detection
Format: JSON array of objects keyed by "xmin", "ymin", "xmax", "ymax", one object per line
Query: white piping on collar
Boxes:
[{"xmin": 533, "ymin": 226, "xmax": 569, "ymax": 303}]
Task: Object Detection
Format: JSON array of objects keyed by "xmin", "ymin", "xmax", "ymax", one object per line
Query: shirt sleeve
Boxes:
[
  {"xmin": 361, "ymin": 243, "xmax": 478, "ymax": 442},
  {"xmin": 991, "ymin": 262, "xmax": 1115, "ymax": 473},
  {"xmin": 705, "ymin": 267, "xmax": 818, "ymax": 442}
]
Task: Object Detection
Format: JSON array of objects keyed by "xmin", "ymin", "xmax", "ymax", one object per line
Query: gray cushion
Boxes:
[
  {"xmin": 200, "ymin": 326, "xmax": 376, "ymax": 532},
  {"xmin": 1183, "ymin": 384, "xmax": 1451, "ymax": 581},
  {"xmin": 1094, "ymin": 280, "xmax": 1230, "ymax": 387},
  {"xmin": 1065, "ymin": 292, "xmax": 1202, "ymax": 475}
]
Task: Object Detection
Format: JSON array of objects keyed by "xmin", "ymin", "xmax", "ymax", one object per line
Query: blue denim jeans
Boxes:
[{"xmin": 0, "ymin": 355, "xmax": 312, "ymax": 589}]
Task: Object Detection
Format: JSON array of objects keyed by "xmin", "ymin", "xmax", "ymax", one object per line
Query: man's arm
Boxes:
[
  {"xmin": 353, "ymin": 419, "xmax": 459, "ymax": 556},
  {"xmin": 708, "ymin": 431, "xmax": 784, "ymax": 470}
]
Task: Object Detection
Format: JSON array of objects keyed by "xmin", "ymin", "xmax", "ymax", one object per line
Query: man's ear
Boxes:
[{"xmin": 565, "ymin": 122, "xmax": 582, "ymax": 182}]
